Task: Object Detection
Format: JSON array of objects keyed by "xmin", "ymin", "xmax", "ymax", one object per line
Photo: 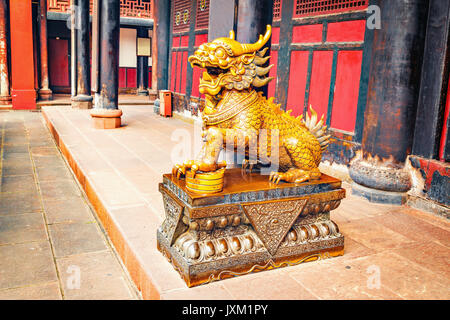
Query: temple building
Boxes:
[
  {"xmin": 0, "ymin": 0, "xmax": 448, "ymax": 211},
  {"xmin": 0, "ymin": 0, "xmax": 449, "ymax": 301}
]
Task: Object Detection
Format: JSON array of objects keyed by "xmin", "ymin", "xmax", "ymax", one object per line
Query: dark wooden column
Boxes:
[
  {"xmin": 155, "ymin": 0, "xmax": 171, "ymax": 91},
  {"xmin": 236, "ymin": 0, "xmax": 273, "ymax": 44},
  {"xmin": 38, "ymin": 0, "xmax": 52, "ymax": 101},
  {"xmin": 208, "ymin": 0, "xmax": 237, "ymax": 41},
  {"xmin": 235, "ymin": 0, "xmax": 273, "ymax": 96},
  {"xmin": 137, "ymin": 27, "xmax": 149, "ymax": 96},
  {"xmin": 412, "ymin": 0, "xmax": 450, "ymax": 159},
  {"xmin": 90, "ymin": 0, "xmax": 121, "ymax": 129},
  {"xmin": 349, "ymin": 0, "xmax": 429, "ymax": 204},
  {"xmin": 149, "ymin": 0, "xmax": 157, "ymax": 97},
  {"xmin": 0, "ymin": 0, "xmax": 11, "ymax": 105},
  {"xmin": 274, "ymin": 0, "xmax": 293, "ymax": 111},
  {"xmin": 72, "ymin": 0, "xmax": 92, "ymax": 109}
]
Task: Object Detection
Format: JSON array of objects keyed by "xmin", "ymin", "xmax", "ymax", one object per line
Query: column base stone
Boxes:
[
  {"xmin": 0, "ymin": 95, "xmax": 12, "ymax": 105},
  {"xmin": 137, "ymin": 89, "xmax": 149, "ymax": 96},
  {"xmin": 72, "ymin": 100, "xmax": 93, "ymax": 109},
  {"xmin": 90, "ymin": 108, "xmax": 122, "ymax": 129},
  {"xmin": 351, "ymin": 182, "xmax": 408, "ymax": 205},
  {"xmin": 38, "ymin": 88, "xmax": 53, "ymax": 101},
  {"xmin": 72, "ymin": 94, "xmax": 93, "ymax": 109}
]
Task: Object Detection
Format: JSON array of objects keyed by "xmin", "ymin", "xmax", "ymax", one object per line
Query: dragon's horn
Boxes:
[
  {"xmin": 229, "ymin": 30, "xmax": 235, "ymax": 40},
  {"xmin": 253, "ymin": 55, "xmax": 271, "ymax": 66},
  {"xmin": 257, "ymin": 47, "xmax": 269, "ymax": 57},
  {"xmin": 252, "ymin": 76, "xmax": 274, "ymax": 87},
  {"xmin": 256, "ymin": 64, "xmax": 273, "ymax": 76},
  {"xmin": 241, "ymin": 25, "xmax": 272, "ymax": 54}
]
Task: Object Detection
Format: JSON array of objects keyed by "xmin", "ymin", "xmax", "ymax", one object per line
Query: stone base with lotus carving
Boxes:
[{"xmin": 157, "ymin": 168, "xmax": 345, "ymax": 287}]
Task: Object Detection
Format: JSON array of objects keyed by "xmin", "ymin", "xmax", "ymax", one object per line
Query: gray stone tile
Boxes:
[
  {"xmin": 35, "ymin": 165, "xmax": 72, "ymax": 182},
  {"xmin": 39, "ymin": 179, "xmax": 82, "ymax": 201},
  {"xmin": 48, "ymin": 222, "xmax": 107, "ymax": 258},
  {"xmin": 1, "ymin": 159, "xmax": 34, "ymax": 176},
  {"xmin": 0, "ymin": 241, "xmax": 58, "ymax": 289},
  {"xmin": 56, "ymin": 251, "xmax": 135, "ymax": 300},
  {"xmin": 0, "ymin": 174, "xmax": 37, "ymax": 193},
  {"xmin": 0, "ymin": 281, "xmax": 62, "ymax": 300},
  {"xmin": 0, "ymin": 191, "xmax": 42, "ymax": 215},
  {"xmin": 43, "ymin": 197, "xmax": 94, "ymax": 224},
  {"xmin": 0, "ymin": 212, "xmax": 47, "ymax": 245}
]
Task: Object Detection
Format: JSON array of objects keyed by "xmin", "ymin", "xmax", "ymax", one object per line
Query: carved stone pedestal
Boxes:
[
  {"xmin": 157, "ymin": 168, "xmax": 345, "ymax": 287},
  {"xmin": 90, "ymin": 108, "xmax": 122, "ymax": 129}
]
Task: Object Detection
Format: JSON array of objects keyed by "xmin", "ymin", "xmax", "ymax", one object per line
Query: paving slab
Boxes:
[
  {"xmin": 48, "ymin": 222, "xmax": 108, "ymax": 258},
  {"xmin": 0, "ymin": 212, "xmax": 48, "ymax": 245},
  {"xmin": 56, "ymin": 250, "xmax": 136, "ymax": 300},
  {"xmin": 0, "ymin": 191, "xmax": 42, "ymax": 215},
  {"xmin": 0, "ymin": 241, "xmax": 58, "ymax": 290},
  {"xmin": 0, "ymin": 282, "xmax": 62, "ymax": 300}
]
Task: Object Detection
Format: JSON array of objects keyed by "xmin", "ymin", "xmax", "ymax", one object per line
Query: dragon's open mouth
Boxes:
[
  {"xmin": 188, "ymin": 56, "xmax": 230, "ymax": 97},
  {"xmin": 206, "ymin": 66, "xmax": 226, "ymax": 77}
]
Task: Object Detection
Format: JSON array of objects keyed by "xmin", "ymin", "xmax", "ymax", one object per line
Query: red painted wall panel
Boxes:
[
  {"xmin": 195, "ymin": 33, "xmax": 208, "ymax": 47},
  {"xmin": 327, "ymin": 20, "xmax": 366, "ymax": 42},
  {"xmin": 268, "ymin": 50, "xmax": 278, "ymax": 98},
  {"xmin": 308, "ymin": 51, "xmax": 333, "ymax": 121},
  {"xmin": 330, "ymin": 50, "xmax": 363, "ymax": 132},
  {"xmin": 439, "ymin": 72, "xmax": 450, "ymax": 160},
  {"xmin": 48, "ymin": 39, "xmax": 69, "ymax": 87},
  {"xmin": 271, "ymin": 27, "xmax": 280, "ymax": 45},
  {"xmin": 172, "ymin": 36, "xmax": 180, "ymax": 47},
  {"xmin": 180, "ymin": 35, "xmax": 189, "ymax": 47},
  {"xmin": 176, "ymin": 51, "xmax": 183, "ymax": 92},
  {"xmin": 119, "ymin": 67, "xmax": 127, "ymax": 88},
  {"xmin": 126, "ymin": 68, "xmax": 137, "ymax": 88},
  {"xmin": 191, "ymin": 66, "xmax": 202, "ymax": 97},
  {"xmin": 292, "ymin": 24, "xmax": 323, "ymax": 43},
  {"xmin": 286, "ymin": 51, "xmax": 309, "ymax": 116},
  {"xmin": 180, "ymin": 51, "xmax": 188, "ymax": 94},
  {"xmin": 170, "ymin": 52, "xmax": 177, "ymax": 91}
]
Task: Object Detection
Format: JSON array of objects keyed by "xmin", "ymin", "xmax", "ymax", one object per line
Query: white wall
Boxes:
[
  {"xmin": 119, "ymin": 28, "xmax": 137, "ymax": 68},
  {"xmin": 119, "ymin": 27, "xmax": 152, "ymax": 68}
]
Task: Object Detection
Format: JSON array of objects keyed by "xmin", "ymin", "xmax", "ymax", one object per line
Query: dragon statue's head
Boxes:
[{"xmin": 188, "ymin": 25, "xmax": 274, "ymax": 110}]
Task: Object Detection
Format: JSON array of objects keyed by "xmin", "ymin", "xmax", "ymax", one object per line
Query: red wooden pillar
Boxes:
[
  {"xmin": 38, "ymin": 0, "xmax": 52, "ymax": 100},
  {"xmin": 9, "ymin": 0, "xmax": 36, "ymax": 109},
  {"xmin": 0, "ymin": 0, "xmax": 11, "ymax": 105}
]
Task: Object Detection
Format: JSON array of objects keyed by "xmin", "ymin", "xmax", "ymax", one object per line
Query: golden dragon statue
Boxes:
[{"xmin": 173, "ymin": 25, "xmax": 330, "ymax": 184}]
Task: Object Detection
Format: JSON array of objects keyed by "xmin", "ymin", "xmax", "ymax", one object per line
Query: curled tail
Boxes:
[{"xmin": 304, "ymin": 106, "xmax": 330, "ymax": 151}]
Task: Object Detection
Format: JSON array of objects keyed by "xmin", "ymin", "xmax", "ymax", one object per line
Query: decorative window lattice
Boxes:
[
  {"xmin": 293, "ymin": 0, "xmax": 368, "ymax": 18},
  {"xmin": 273, "ymin": 0, "xmax": 282, "ymax": 20},
  {"xmin": 172, "ymin": 0, "xmax": 191, "ymax": 33},
  {"xmin": 120, "ymin": 0, "xmax": 152, "ymax": 19},
  {"xmin": 47, "ymin": 0, "xmax": 152, "ymax": 19},
  {"xmin": 48, "ymin": 0, "xmax": 71, "ymax": 13},
  {"xmin": 195, "ymin": 0, "xmax": 209, "ymax": 30}
]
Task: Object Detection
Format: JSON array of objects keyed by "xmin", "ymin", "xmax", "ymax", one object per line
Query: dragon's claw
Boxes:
[
  {"xmin": 172, "ymin": 160, "xmax": 227, "ymax": 180},
  {"xmin": 242, "ymin": 159, "xmax": 249, "ymax": 170},
  {"xmin": 269, "ymin": 171, "xmax": 284, "ymax": 184}
]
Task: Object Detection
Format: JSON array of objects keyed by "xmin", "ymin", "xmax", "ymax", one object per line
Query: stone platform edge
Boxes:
[{"xmin": 42, "ymin": 110, "xmax": 162, "ymax": 300}]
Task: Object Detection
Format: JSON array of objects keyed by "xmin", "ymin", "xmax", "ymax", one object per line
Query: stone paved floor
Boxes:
[
  {"xmin": 39, "ymin": 105, "xmax": 450, "ymax": 300},
  {"xmin": 0, "ymin": 111, "xmax": 140, "ymax": 300}
]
